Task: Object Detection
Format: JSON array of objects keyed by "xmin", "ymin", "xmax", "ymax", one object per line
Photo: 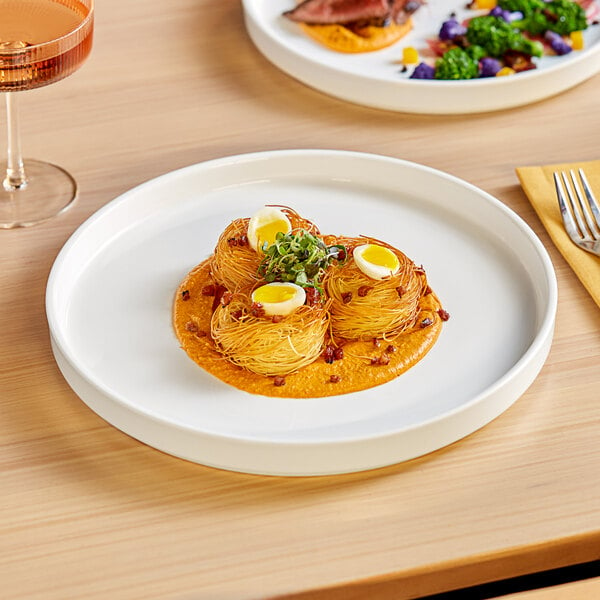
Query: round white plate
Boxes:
[
  {"xmin": 243, "ymin": 0, "xmax": 600, "ymax": 113},
  {"xmin": 46, "ymin": 150, "xmax": 557, "ymax": 476}
]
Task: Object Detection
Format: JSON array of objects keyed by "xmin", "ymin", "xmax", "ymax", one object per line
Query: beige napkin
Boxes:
[{"xmin": 516, "ymin": 159, "xmax": 600, "ymax": 309}]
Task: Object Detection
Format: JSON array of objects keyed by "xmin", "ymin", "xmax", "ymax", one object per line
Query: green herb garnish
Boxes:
[{"xmin": 258, "ymin": 230, "xmax": 346, "ymax": 292}]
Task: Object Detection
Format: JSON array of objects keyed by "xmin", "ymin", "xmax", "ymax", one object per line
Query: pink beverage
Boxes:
[{"xmin": 0, "ymin": 0, "xmax": 93, "ymax": 91}]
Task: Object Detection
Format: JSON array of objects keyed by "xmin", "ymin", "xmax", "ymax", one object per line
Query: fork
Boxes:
[{"xmin": 553, "ymin": 169, "xmax": 600, "ymax": 257}]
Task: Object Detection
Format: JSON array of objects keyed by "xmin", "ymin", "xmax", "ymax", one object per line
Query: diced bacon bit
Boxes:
[
  {"xmin": 323, "ymin": 344, "xmax": 344, "ymax": 363},
  {"xmin": 342, "ymin": 291, "xmax": 353, "ymax": 304},
  {"xmin": 358, "ymin": 285, "xmax": 373, "ymax": 297},
  {"xmin": 420, "ymin": 317, "xmax": 433, "ymax": 328},
  {"xmin": 330, "ymin": 374, "xmax": 341, "ymax": 384},
  {"xmin": 371, "ymin": 353, "xmax": 391, "ymax": 366},
  {"xmin": 185, "ymin": 321, "xmax": 198, "ymax": 332},
  {"xmin": 220, "ymin": 291, "xmax": 233, "ymax": 306},
  {"xmin": 438, "ymin": 309, "xmax": 450, "ymax": 321},
  {"xmin": 272, "ymin": 315, "xmax": 283, "ymax": 323},
  {"xmin": 273, "ymin": 376, "xmax": 286, "ymax": 387},
  {"xmin": 415, "ymin": 265, "xmax": 426, "ymax": 275},
  {"xmin": 373, "ymin": 338, "xmax": 381, "ymax": 348},
  {"xmin": 396, "ymin": 286, "xmax": 406, "ymax": 298},
  {"xmin": 306, "ymin": 287, "xmax": 321, "ymax": 307},
  {"xmin": 202, "ymin": 284, "xmax": 216, "ymax": 296},
  {"xmin": 250, "ymin": 302, "xmax": 266, "ymax": 318},
  {"xmin": 323, "ymin": 345, "xmax": 335, "ymax": 364},
  {"xmin": 211, "ymin": 285, "xmax": 227, "ymax": 311},
  {"xmin": 227, "ymin": 235, "xmax": 248, "ymax": 247},
  {"xmin": 336, "ymin": 248, "xmax": 347, "ymax": 261},
  {"xmin": 181, "ymin": 290, "xmax": 190, "ymax": 301},
  {"xmin": 232, "ymin": 310, "xmax": 243, "ymax": 320},
  {"xmin": 386, "ymin": 344, "xmax": 397, "ymax": 353}
]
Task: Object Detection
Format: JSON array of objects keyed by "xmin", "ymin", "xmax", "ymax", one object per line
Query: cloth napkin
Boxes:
[{"xmin": 516, "ymin": 159, "xmax": 600, "ymax": 309}]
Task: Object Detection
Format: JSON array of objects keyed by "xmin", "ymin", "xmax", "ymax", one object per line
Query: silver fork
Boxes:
[{"xmin": 553, "ymin": 169, "xmax": 600, "ymax": 257}]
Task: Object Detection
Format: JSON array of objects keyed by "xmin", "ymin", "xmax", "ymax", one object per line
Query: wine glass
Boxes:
[{"xmin": 0, "ymin": 0, "xmax": 94, "ymax": 229}]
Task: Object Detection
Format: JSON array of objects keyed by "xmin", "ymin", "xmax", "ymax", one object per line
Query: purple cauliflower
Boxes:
[
  {"xmin": 409, "ymin": 62, "xmax": 436, "ymax": 79},
  {"xmin": 545, "ymin": 30, "xmax": 572, "ymax": 55},
  {"xmin": 439, "ymin": 18, "xmax": 467, "ymax": 41},
  {"xmin": 479, "ymin": 56, "xmax": 503, "ymax": 76}
]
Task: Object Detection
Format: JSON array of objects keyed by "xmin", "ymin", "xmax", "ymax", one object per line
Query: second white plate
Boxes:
[
  {"xmin": 243, "ymin": 0, "xmax": 600, "ymax": 113},
  {"xmin": 46, "ymin": 150, "xmax": 556, "ymax": 475}
]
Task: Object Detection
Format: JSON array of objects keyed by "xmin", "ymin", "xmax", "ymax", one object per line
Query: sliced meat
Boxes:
[{"xmin": 283, "ymin": 0, "xmax": 391, "ymax": 25}]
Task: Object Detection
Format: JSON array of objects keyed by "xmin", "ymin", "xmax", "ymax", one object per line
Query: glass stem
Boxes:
[{"xmin": 3, "ymin": 92, "xmax": 28, "ymax": 192}]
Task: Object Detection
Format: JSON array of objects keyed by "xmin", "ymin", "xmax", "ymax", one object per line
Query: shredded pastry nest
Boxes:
[
  {"xmin": 324, "ymin": 235, "xmax": 426, "ymax": 340},
  {"xmin": 211, "ymin": 299, "xmax": 329, "ymax": 377}
]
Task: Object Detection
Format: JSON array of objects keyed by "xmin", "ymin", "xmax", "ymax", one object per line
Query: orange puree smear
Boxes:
[
  {"xmin": 299, "ymin": 19, "xmax": 413, "ymax": 53},
  {"xmin": 173, "ymin": 260, "xmax": 443, "ymax": 399}
]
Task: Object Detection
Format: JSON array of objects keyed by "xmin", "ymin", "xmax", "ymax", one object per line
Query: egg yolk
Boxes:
[
  {"xmin": 362, "ymin": 245, "xmax": 399, "ymax": 270},
  {"xmin": 256, "ymin": 218, "xmax": 290, "ymax": 249},
  {"xmin": 253, "ymin": 284, "xmax": 298, "ymax": 304}
]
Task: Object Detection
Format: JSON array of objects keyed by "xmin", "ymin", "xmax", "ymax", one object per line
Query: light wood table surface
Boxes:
[{"xmin": 2, "ymin": 1, "xmax": 599, "ymax": 599}]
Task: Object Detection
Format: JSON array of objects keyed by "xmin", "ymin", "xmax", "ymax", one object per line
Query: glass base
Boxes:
[{"xmin": 0, "ymin": 159, "xmax": 77, "ymax": 228}]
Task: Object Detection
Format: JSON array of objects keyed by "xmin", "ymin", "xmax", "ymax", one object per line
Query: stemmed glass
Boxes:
[{"xmin": 0, "ymin": 0, "xmax": 94, "ymax": 228}]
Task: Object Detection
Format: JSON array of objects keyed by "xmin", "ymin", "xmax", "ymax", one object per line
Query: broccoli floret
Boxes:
[
  {"xmin": 434, "ymin": 47, "xmax": 479, "ymax": 80},
  {"xmin": 466, "ymin": 15, "xmax": 543, "ymax": 58},
  {"xmin": 497, "ymin": 0, "xmax": 545, "ymax": 17},
  {"xmin": 511, "ymin": 0, "xmax": 588, "ymax": 35},
  {"xmin": 466, "ymin": 44, "xmax": 487, "ymax": 62}
]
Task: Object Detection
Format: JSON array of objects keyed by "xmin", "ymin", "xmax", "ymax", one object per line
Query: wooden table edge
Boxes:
[{"xmin": 268, "ymin": 531, "xmax": 600, "ymax": 600}]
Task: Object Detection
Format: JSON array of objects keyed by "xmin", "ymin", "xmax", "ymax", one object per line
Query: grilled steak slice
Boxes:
[{"xmin": 283, "ymin": 0, "xmax": 391, "ymax": 25}]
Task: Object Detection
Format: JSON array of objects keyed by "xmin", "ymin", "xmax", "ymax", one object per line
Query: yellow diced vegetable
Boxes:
[
  {"xmin": 402, "ymin": 46, "xmax": 419, "ymax": 65},
  {"xmin": 496, "ymin": 67, "xmax": 516, "ymax": 77},
  {"xmin": 475, "ymin": 0, "xmax": 497, "ymax": 9},
  {"xmin": 570, "ymin": 31, "xmax": 584, "ymax": 51}
]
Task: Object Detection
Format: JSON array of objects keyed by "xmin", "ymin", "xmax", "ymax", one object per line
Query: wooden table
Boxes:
[{"xmin": 2, "ymin": 1, "xmax": 599, "ymax": 598}]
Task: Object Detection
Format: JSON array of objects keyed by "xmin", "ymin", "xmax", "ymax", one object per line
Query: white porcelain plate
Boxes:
[
  {"xmin": 243, "ymin": 0, "xmax": 600, "ymax": 113},
  {"xmin": 46, "ymin": 150, "xmax": 557, "ymax": 476}
]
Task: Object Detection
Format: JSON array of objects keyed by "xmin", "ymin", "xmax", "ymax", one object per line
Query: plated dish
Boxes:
[
  {"xmin": 242, "ymin": 0, "xmax": 600, "ymax": 113},
  {"xmin": 173, "ymin": 206, "xmax": 447, "ymax": 397},
  {"xmin": 46, "ymin": 150, "xmax": 557, "ymax": 476}
]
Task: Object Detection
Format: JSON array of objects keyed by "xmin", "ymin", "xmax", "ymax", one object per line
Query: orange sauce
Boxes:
[
  {"xmin": 298, "ymin": 19, "xmax": 413, "ymax": 53},
  {"xmin": 173, "ymin": 260, "xmax": 444, "ymax": 398}
]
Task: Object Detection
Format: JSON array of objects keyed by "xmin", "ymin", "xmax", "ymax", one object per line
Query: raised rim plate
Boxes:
[
  {"xmin": 46, "ymin": 150, "xmax": 557, "ymax": 476},
  {"xmin": 242, "ymin": 0, "xmax": 600, "ymax": 114}
]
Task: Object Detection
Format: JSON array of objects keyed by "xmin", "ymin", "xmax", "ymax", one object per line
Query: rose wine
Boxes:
[{"xmin": 0, "ymin": 0, "xmax": 93, "ymax": 91}]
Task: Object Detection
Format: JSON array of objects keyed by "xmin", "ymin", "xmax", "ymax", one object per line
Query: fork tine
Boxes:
[
  {"xmin": 560, "ymin": 171, "xmax": 589, "ymax": 238},
  {"xmin": 566, "ymin": 170, "xmax": 598, "ymax": 239},
  {"xmin": 554, "ymin": 172, "xmax": 580, "ymax": 241},
  {"xmin": 577, "ymin": 169, "xmax": 600, "ymax": 237},
  {"xmin": 568, "ymin": 170, "xmax": 600, "ymax": 239}
]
